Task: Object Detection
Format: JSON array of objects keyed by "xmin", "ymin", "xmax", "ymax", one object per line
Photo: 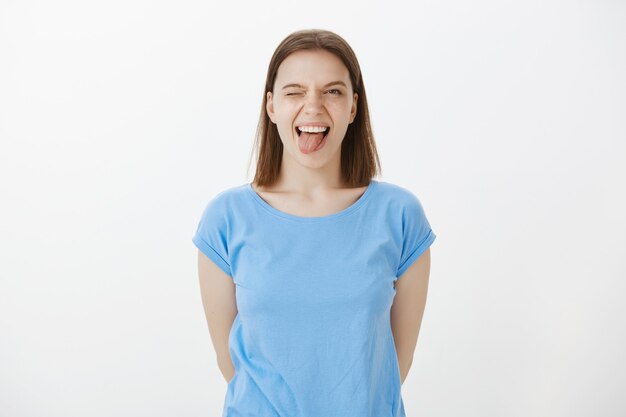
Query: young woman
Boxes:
[{"xmin": 193, "ymin": 28, "xmax": 436, "ymax": 417}]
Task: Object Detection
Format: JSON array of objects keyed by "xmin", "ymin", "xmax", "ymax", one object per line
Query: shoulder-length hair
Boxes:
[{"xmin": 247, "ymin": 29, "xmax": 382, "ymax": 188}]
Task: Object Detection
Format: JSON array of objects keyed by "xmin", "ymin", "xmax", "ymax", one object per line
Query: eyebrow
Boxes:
[{"xmin": 281, "ymin": 81, "xmax": 348, "ymax": 90}]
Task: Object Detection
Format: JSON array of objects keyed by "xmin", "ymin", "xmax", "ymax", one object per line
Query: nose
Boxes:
[{"xmin": 303, "ymin": 92, "xmax": 323, "ymax": 114}]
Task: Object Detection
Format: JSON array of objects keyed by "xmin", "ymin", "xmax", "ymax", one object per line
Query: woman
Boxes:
[{"xmin": 193, "ymin": 28, "xmax": 436, "ymax": 417}]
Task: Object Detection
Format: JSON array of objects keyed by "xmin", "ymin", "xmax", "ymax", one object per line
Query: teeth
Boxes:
[{"xmin": 297, "ymin": 126, "xmax": 328, "ymax": 133}]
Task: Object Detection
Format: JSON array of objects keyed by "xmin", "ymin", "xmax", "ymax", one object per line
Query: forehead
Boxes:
[{"xmin": 275, "ymin": 49, "xmax": 350, "ymax": 85}]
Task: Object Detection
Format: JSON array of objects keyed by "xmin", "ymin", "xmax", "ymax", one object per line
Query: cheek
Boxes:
[
  {"xmin": 327, "ymin": 99, "xmax": 351, "ymax": 111},
  {"xmin": 275, "ymin": 101, "xmax": 299, "ymax": 118}
]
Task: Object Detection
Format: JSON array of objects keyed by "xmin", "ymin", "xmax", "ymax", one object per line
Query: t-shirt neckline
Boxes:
[{"xmin": 246, "ymin": 180, "xmax": 378, "ymax": 223}]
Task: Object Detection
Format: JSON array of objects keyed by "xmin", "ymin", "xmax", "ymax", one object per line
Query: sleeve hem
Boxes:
[
  {"xmin": 192, "ymin": 234, "xmax": 233, "ymax": 278},
  {"xmin": 396, "ymin": 229, "xmax": 436, "ymax": 279}
]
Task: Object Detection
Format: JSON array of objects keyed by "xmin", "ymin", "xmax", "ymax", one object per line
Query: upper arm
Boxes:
[
  {"xmin": 197, "ymin": 249, "xmax": 237, "ymax": 368},
  {"xmin": 390, "ymin": 247, "xmax": 432, "ymax": 364}
]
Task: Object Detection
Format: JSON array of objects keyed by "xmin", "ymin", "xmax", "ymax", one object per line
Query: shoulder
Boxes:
[
  {"xmin": 197, "ymin": 182, "xmax": 249, "ymax": 218},
  {"xmin": 374, "ymin": 180, "xmax": 425, "ymax": 209},
  {"xmin": 202, "ymin": 182, "xmax": 248, "ymax": 205}
]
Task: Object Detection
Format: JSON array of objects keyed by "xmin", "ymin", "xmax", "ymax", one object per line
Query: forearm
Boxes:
[
  {"xmin": 218, "ymin": 358, "xmax": 236, "ymax": 384},
  {"xmin": 397, "ymin": 354, "xmax": 413, "ymax": 385}
]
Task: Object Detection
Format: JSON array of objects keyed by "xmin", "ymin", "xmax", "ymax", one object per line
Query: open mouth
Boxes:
[{"xmin": 295, "ymin": 127, "xmax": 330, "ymax": 139}]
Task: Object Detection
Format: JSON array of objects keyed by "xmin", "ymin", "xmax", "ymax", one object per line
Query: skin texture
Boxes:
[
  {"xmin": 263, "ymin": 48, "xmax": 358, "ymax": 194},
  {"xmin": 391, "ymin": 248, "xmax": 431, "ymax": 384},
  {"xmin": 197, "ymin": 48, "xmax": 432, "ymax": 385},
  {"xmin": 198, "ymin": 249, "xmax": 237, "ymax": 382}
]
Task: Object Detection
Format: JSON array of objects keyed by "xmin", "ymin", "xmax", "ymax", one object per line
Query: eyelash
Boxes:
[{"xmin": 286, "ymin": 89, "xmax": 342, "ymax": 96}]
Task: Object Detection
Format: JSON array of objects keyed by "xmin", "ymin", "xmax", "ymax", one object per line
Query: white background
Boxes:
[{"xmin": 1, "ymin": 0, "xmax": 625, "ymax": 416}]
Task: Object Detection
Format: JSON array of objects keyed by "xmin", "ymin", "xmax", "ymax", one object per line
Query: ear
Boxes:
[
  {"xmin": 266, "ymin": 91, "xmax": 275, "ymax": 124},
  {"xmin": 349, "ymin": 92, "xmax": 358, "ymax": 123}
]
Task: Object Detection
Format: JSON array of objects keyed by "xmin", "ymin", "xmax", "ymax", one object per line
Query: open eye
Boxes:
[{"xmin": 327, "ymin": 89, "xmax": 341, "ymax": 95}]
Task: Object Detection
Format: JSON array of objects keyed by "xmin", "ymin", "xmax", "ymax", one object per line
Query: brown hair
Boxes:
[{"xmin": 247, "ymin": 28, "xmax": 382, "ymax": 188}]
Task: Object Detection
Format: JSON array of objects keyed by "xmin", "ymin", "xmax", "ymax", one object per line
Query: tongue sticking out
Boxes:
[{"xmin": 298, "ymin": 131, "xmax": 327, "ymax": 154}]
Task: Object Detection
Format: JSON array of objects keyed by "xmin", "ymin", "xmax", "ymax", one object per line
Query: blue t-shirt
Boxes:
[{"xmin": 192, "ymin": 179, "xmax": 436, "ymax": 417}]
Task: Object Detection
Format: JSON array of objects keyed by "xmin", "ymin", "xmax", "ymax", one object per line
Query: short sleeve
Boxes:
[
  {"xmin": 192, "ymin": 197, "xmax": 233, "ymax": 278},
  {"xmin": 396, "ymin": 193, "xmax": 436, "ymax": 279}
]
